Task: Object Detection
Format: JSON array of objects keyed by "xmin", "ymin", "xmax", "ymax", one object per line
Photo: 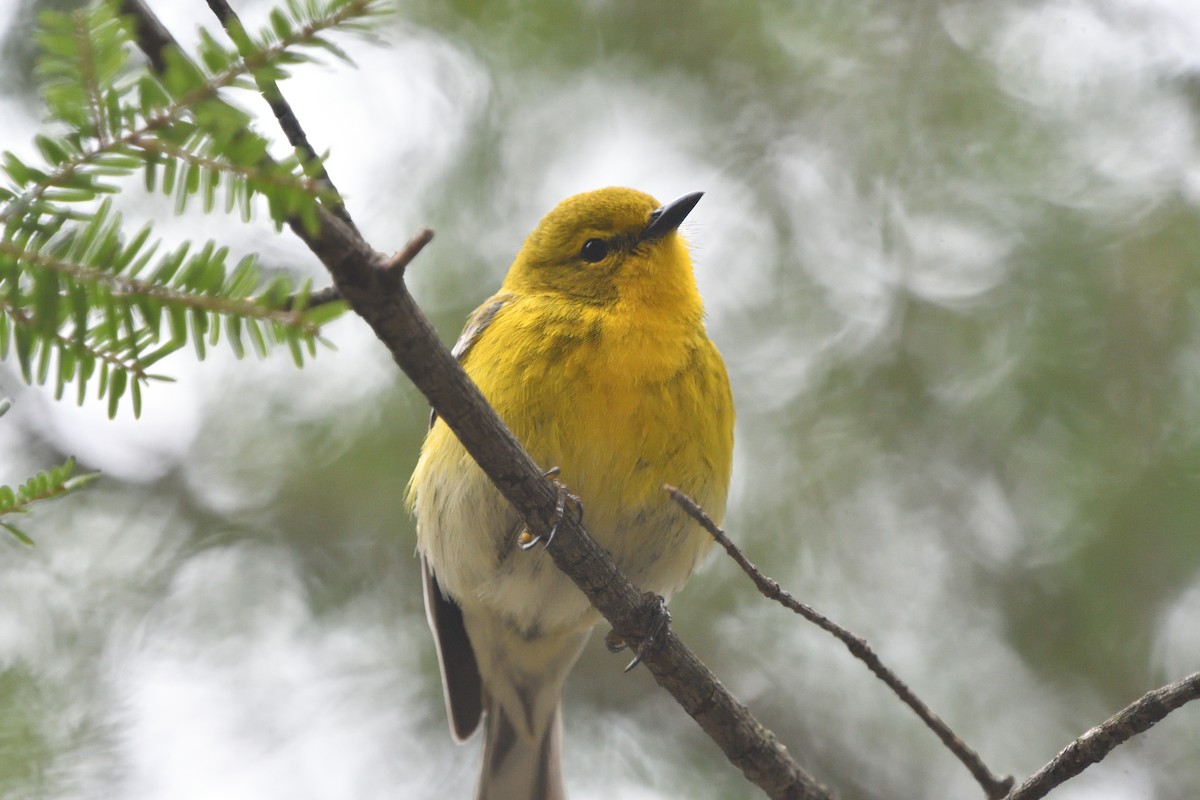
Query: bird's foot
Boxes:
[
  {"xmin": 517, "ymin": 467, "xmax": 583, "ymax": 550},
  {"xmin": 607, "ymin": 593, "xmax": 671, "ymax": 672}
]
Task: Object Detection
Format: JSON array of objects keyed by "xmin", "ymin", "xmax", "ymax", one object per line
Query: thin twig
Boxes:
[
  {"xmin": 72, "ymin": 10, "xmax": 109, "ymax": 145},
  {"xmin": 291, "ymin": 230, "xmax": 431, "ymax": 309},
  {"xmin": 383, "ymin": 228, "xmax": 435, "ymax": 275},
  {"xmin": 202, "ymin": 0, "xmax": 358, "ymax": 233},
  {"xmin": 665, "ymin": 485, "xmax": 1014, "ymax": 800},
  {"xmin": 1003, "ymin": 672, "xmax": 1200, "ymax": 800}
]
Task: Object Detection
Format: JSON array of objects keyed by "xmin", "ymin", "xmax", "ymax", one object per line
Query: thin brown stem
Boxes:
[
  {"xmin": 290, "ymin": 284, "xmax": 342, "ymax": 308},
  {"xmin": 665, "ymin": 485, "xmax": 1014, "ymax": 800},
  {"xmin": 72, "ymin": 9, "xmax": 109, "ymax": 144},
  {"xmin": 383, "ymin": 229, "xmax": 435, "ymax": 275},
  {"xmin": 287, "ymin": 230, "xmax": 434, "ymax": 308}
]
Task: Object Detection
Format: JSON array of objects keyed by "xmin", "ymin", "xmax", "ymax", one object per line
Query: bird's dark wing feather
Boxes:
[{"xmin": 423, "ymin": 556, "xmax": 483, "ymax": 741}]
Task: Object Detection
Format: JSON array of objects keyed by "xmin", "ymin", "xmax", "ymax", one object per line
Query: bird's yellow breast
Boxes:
[
  {"xmin": 411, "ymin": 290, "xmax": 733, "ymax": 632},
  {"xmin": 474, "ymin": 292, "xmax": 731, "ymax": 503}
]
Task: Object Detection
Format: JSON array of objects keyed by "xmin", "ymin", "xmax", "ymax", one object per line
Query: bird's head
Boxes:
[{"xmin": 502, "ymin": 187, "xmax": 704, "ymax": 312}]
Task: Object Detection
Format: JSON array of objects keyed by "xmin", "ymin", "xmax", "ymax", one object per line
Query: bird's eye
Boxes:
[{"xmin": 580, "ymin": 238, "xmax": 609, "ymax": 263}]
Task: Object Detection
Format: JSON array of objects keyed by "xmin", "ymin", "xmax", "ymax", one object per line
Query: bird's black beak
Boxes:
[{"xmin": 643, "ymin": 191, "xmax": 703, "ymax": 240}]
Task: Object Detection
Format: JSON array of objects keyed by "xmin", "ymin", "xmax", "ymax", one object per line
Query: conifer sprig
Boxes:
[
  {"xmin": 0, "ymin": 452, "xmax": 100, "ymax": 545},
  {"xmin": 0, "ymin": 0, "xmax": 388, "ymax": 538},
  {"xmin": 0, "ymin": 0, "xmax": 386, "ymax": 422}
]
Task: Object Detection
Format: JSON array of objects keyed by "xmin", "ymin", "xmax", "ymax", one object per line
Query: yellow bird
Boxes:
[{"xmin": 407, "ymin": 187, "xmax": 735, "ymax": 800}]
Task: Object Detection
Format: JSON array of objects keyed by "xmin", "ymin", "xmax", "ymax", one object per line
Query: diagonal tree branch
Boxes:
[
  {"xmin": 305, "ymin": 216, "xmax": 835, "ymax": 800},
  {"xmin": 118, "ymin": 5, "xmax": 834, "ymax": 799},
  {"xmin": 665, "ymin": 487, "xmax": 1200, "ymax": 800}
]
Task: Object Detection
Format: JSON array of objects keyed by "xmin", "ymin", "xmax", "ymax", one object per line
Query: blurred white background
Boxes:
[{"xmin": 2, "ymin": 1, "xmax": 1199, "ymax": 798}]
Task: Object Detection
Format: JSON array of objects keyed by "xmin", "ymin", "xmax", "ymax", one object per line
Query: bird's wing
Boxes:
[
  {"xmin": 422, "ymin": 292, "xmax": 513, "ymax": 740},
  {"xmin": 422, "ymin": 555, "xmax": 484, "ymax": 741},
  {"xmin": 429, "ymin": 293, "xmax": 514, "ymax": 428},
  {"xmin": 451, "ymin": 293, "xmax": 514, "ymax": 362}
]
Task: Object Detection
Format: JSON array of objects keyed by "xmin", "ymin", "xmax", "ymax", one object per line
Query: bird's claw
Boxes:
[
  {"xmin": 518, "ymin": 467, "xmax": 583, "ymax": 551},
  {"xmin": 615, "ymin": 593, "xmax": 671, "ymax": 672},
  {"xmin": 604, "ymin": 629, "xmax": 628, "ymax": 653}
]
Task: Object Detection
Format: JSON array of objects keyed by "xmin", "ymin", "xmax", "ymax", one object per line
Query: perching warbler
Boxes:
[{"xmin": 406, "ymin": 187, "xmax": 734, "ymax": 800}]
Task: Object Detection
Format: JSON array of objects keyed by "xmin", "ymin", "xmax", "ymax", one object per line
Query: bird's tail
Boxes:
[
  {"xmin": 466, "ymin": 617, "xmax": 591, "ymax": 800},
  {"xmin": 477, "ymin": 694, "xmax": 565, "ymax": 800}
]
